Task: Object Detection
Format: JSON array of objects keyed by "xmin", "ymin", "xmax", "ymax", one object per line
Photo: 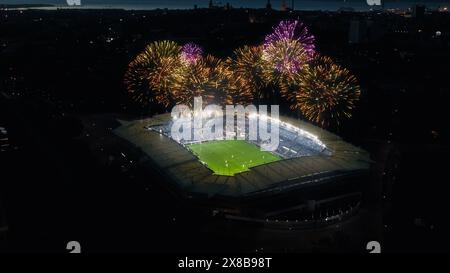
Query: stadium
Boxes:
[
  {"xmin": 117, "ymin": 19, "xmax": 370, "ymax": 229},
  {"xmin": 114, "ymin": 112, "xmax": 372, "ymax": 229}
]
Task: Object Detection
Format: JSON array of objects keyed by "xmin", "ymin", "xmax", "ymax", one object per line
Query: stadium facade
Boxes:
[{"xmin": 114, "ymin": 113, "xmax": 372, "ymax": 228}]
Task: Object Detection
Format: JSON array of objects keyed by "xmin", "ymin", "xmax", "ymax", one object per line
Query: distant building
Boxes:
[
  {"xmin": 249, "ymin": 13, "xmax": 268, "ymax": 24},
  {"xmin": 412, "ymin": 5, "xmax": 425, "ymax": 19},
  {"xmin": 437, "ymin": 6, "xmax": 448, "ymax": 13},
  {"xmin": 281, "ymin": 0, "xmax": 287, "ymax": 11},
  {"xmin": 280, "ymin": 0, "xmax": 294, "ymax": 11},
  {"xmin": 349, "ymin": 20, "xmax": 365, "ymax": 44},
  {"xmin": 266, "ymin": 0, "xmax": 272, "ymax": 10},
  {"xmin": 208, "ymin": 0, "xmax": 231, "ymax": 10},
  {"xmin": 338, "ymin": 7, "xmax": 355, "ymax": 12},
  {"xmin": 348, "ymin": 20, "xmax": 384, "ymax": 44}
]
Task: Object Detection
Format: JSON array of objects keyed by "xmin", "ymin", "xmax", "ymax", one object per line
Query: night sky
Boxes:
[{"xmin": 1, "ymin": 0, "xmax": 450, "ymax": 5}]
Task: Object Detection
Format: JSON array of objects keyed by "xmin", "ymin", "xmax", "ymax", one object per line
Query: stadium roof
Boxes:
[{"xmin": 113, "ymin": 114, "xmax": 371, "ymax": 198}]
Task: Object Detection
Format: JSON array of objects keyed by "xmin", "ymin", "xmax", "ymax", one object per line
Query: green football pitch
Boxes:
[{"xmin": 187, "ymin": 140, "xmax": 281, "ymax": 176}]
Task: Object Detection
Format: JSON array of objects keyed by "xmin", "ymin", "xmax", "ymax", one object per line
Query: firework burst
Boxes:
[
  {"xmin": 264, "ymin": 20, "xmax": 315, "ymax": 58},
  {"xmin": 225, "ymin": 45, "xmax": 268, "ymax": 103},
  {"xmin": 263, "ymin": 39, "xmax": 311, "ymax": 75},
  {"xmin": 262, "ymin": 20, "xmax": 316, "ymax": 91},
  {"xmin": 180, "ymin": 42, "xmax": 203, "ymax": 65},
  {"xmin": 171, "ymin": 55, "xmax": 234, "ymax": 107},
  {"xmin": 124, "ymin": 40, "xmax": 181, "ymax": 107},
  {"xmin": 262, "ymin": 39, "xmax": 312, "ymax": 100},
  {"xmin": 292, "ymin": 56, "xmax": 361, "ymax": 127}
]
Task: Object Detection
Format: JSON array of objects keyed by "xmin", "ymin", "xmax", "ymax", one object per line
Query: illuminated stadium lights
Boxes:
[
  {"xmin": 170, "ymin": 97, "xmax": 280, "ymax": 151},
  {"xmin": 116, "ymin": 113, "xmax": 371, "ymax": 207},
  {"xmin": 165, "ymin": 109, "xmax": 328, "ymax": 160},
  {"xmin": 282, "ymin": 146, "xmax": 298, "ymax": 154},
  {"xmin": 244, "ymin": 112, "xmax": 327, "ymax": 149}
]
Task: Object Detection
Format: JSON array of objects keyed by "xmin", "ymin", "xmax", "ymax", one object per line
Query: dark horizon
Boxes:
[
  {"xmin": 1, "ymin": 0, "xmax": 450, "ymax": 13},
  {"xmin": 1, "ymin": 0, "xmax": 450, "ymax": 5}
]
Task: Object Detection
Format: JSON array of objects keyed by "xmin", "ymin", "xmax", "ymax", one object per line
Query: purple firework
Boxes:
[
  {"xmin": 181, "ymin": 43, "xmax": 203, "ymax": 64},
  {"xmin": 264, "ymin": 20, "xmax": 315, "ymax": 57}
]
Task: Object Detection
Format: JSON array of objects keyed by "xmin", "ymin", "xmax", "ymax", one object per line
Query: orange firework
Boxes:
[
  {"xmin": 124, "ymin": 40, "xmax": 181, "ymax": 107},
  {"xmin": 262, "ymin": 39, "xmax": 311, "ymax": 99},
  {"xmin": 171, "ymin": 55, "xmax": 234, "ymax": 107},
  {"xmin": 225, "ymin": 45, "xmax": 267, "ymax": 103},
  {"xmin": 292, "ymin": 56, "xmax": 361, "ymax": 127}
]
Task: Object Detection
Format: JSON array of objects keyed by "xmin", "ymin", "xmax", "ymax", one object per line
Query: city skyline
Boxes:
[{"xmin": 1, "ymin": 0, "xmax": 450, "ymax": 6}]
